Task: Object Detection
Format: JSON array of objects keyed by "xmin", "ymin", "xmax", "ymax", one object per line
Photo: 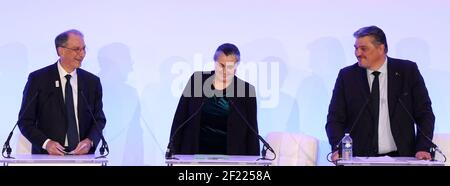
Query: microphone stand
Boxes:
[
  {"xmin": 2, "ymin": 91, "xmax": 40, "ymax": 159},
  {"xmin": 79, "ymin": 91, "xmax": 109, "ymax": 159}
]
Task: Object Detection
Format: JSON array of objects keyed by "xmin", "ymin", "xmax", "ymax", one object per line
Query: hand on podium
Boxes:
[
  {"xmin": 331, "ymin": 151, "xmax": 339, "ymax": 162},
  {"xmin": 415, "ymin": 151, "xmax": 431, "ymax": 160},
  {"xmin": 69, "ymin": 138, "xmax": 92, "ymax": 155},
  {"xmin": 46, "ymin": 140, "xmax": 65, "ymax": 156}
]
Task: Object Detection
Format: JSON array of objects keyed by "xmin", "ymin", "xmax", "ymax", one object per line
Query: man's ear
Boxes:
[
  {"xmin": 56, "ymin": 47, "xmax": 63, "ymax": 56},
  {"xmin": 379, "ymin": 44, "xmax": 386, "ymax": 54}
]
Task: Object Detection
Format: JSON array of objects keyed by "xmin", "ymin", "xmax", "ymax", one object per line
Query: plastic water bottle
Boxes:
[{"xmin": 341, "ymin": 133, "xmax": 353, "ymax": 160}]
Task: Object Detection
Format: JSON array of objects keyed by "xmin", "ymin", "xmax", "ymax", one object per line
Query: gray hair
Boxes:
[{"xmin": 55, "ymin": 29, "xmax": 84, "ymax": 55}]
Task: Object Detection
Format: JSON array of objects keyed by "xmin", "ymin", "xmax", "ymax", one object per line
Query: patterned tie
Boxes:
[
  {"xmin": 371, "ymin": 71, "xmax": 380, "ymax": 154},
  {"xmin": 65, "ymin": 74, "xmax": 79, "ymax": 151}
]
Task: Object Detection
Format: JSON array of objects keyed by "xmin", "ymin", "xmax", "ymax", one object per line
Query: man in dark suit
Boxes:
[
  {"xmin": 326, "ymin": 26, "xmax": 435, "ymax": 161},
  {"xmin": 169, "ymin": 43, "xmax": 260, "ymax": 155},
  {"xmin": 18, "ymin": 29, "xmax": 106, "ymax": 155}
]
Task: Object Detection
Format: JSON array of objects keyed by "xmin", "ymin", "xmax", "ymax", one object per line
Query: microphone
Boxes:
[
  {"xmin": 79, "ymin": 90, "xmax": 109, "ymax": 159},
  {"xmin": 227, "ymin": 99, "xmax": 276, "ymax": 161},
  {"xmin": 2, "ymin": 91, "xmax": 39, "ymax": 159},
  {"xmin": 166, "ymin": 100, "xmax": 206, "ymax": 160},
  {"xmin": 397, "ymin": 95, "xmax": 446, "ymax": 162}
]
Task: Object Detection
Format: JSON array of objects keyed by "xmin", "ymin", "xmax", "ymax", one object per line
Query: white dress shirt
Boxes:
[
  {"xmin": 367, "ymin": 57, "xmax": 397, "ymax": 154},
  {"xmin": 42, "ymin": 61, "xmax": 80, "ymax": 149}
]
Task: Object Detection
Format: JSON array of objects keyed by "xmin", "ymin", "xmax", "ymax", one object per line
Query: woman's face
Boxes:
[{"xmin": 215, "ymin": 53, "xmax": 238, "ymax": 82}]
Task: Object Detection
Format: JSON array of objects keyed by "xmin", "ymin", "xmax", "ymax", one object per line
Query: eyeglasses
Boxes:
[{"xmin": 61, "ymin": 46, "xmax": 87, "ymax": 53}]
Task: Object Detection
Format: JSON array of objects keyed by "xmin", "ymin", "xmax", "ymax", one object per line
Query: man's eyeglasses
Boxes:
[{"xmin": 61, "ymin": 46, "xmax": 86, "ymax": 53}]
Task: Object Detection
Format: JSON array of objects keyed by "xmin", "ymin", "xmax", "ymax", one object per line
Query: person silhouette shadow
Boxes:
[
  {"xmin": 0, "ymin": 42, "xmax": 30, "ymax": 153},
  {"xmin": 141, "ymin": 56, "xmax": 191, "ymax": 165},
  {"xmin": 296, "ymin": 37, "xmax": 346, "ymax": 165},
  {"xmin": 98, "ymin": 43, "xmax": 143, "ymax": 165},
  {"xmin": 396, "ymin": 38, "xmax": 449, "ymax": 131}
]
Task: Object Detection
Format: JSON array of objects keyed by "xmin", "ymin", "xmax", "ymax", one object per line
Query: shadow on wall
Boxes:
[
  {"xmin": 98, "ymin": 43, "xmax": 143, "ymax": 165},
  {"xmin": 395, "ymin": 38, "xmax": 449, "ymax": 132},
  {"xmin": 243, "ymin": 38, "xmax": 299, "ymax": 137},
  {"xmin": 140, "ymin": 56, "xmax": 191, "ymax": 165},
  {"xmin": 296, "ymin": 37, "xmax": 346, "ymax": 165},
  {"xmin": 297, "ymin": 37, "xmax": 346, "ymax": 137},
  {"xmin": 0, "ymin": 42, "xmax": 29, "ymax": 153},
  {"xmin": 258, "ymin": 56, "xmax": 299, "ymax": 135}
]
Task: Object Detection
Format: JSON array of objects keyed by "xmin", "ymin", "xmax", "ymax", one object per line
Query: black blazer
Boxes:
[
  {"xmin": 326, "ymin": 57, "xmax": 435, "ymax": 156},
  {"xmin": 169, "ymin": 71, "xmax": 260, "ymax": 155},
  {"xmin": 18, "ymin": 62, "xmax": 106, "ymax": 154}
]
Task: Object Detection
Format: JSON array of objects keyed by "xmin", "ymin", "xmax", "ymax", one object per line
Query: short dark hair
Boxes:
[
  {"xmin": 353, "ymin": 26, "xmax": 388, "ymax": 53},
  {"xmin": 213, "ymin": 43, "xmax": 241, "ymax": 63},
  {"xmin": 55, "ymin": 29, "xmax": 84, "ymax": 55}
]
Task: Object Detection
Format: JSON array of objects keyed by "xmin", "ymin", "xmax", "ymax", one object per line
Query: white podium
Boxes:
[
  {"xmin": 166, "ymin": 154, "xmax": 272, "ymax": 166},
  {"xmin": 1, "ymin": 154, "xmax": 108, "ymax": 166},
  {"xmin": 337, "ymin": 156, "xmax": 445, "ymax": 166}
]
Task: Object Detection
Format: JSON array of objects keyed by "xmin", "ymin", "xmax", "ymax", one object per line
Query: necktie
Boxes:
[
  {"xmin": 371, "ymin": 71, "xmax": 380, "ymax": 154},
  {"xmin": 65, "ymin": 74, "xmax": 79, "ymax": 151}
]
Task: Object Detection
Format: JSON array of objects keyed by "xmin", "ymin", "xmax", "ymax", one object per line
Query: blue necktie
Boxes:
[{"xmin": 65, "ymin": 74, "xmax": 79, "ymax": 151}]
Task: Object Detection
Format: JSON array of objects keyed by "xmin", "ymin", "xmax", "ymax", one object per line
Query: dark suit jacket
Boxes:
[
  {"xmin": 169, "ymin": 71, "xmax": 260, "ymax": 155},
  {"xmin": 326, "ymin": 57, "xmax": 435, "ymax": 156},
  {"xmin": 18, "ymin": 62, "xmax": 106, "ymax": 154}
]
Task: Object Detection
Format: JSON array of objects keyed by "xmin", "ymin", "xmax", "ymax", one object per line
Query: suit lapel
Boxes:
[
  {"xmin": 51, "ymin": 62, "xmax": 66, "ymax": 117},
  {"xmin": 77, "ymin": 70, "xmax": 86, "ymax": 135},
  {"xmin": 358, "ymin": 65, "xmax": 371, "ymax": 99},
  {"xmin": 387, "ymin": 57, "xmax": 402, "ymax": 119},
  {"xmin": 356, "ymin": 64, "xmax": 375, "ymax": 123}
]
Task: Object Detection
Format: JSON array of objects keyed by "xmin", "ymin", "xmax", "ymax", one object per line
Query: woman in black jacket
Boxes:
[{"xmin": 168, "ymin": 43, "xmax": 260, "ymax": 155}]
